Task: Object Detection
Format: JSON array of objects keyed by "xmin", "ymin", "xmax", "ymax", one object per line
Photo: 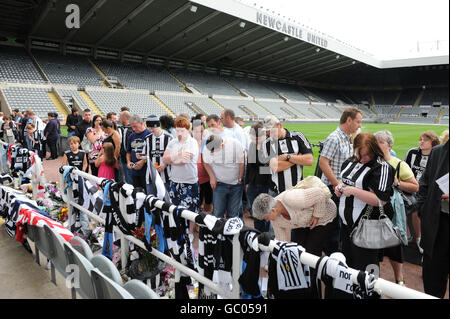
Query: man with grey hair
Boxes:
[
  {"xmin": 202, "ymin": 134, "xmax": 245, "ymax": 219},
  {"xmin": 126, "ymin": 115, "xmax": 150, "ymax": 190}
]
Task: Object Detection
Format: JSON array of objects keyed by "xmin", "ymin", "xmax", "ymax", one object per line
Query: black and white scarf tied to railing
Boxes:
[{"xmin": 315, "ymin": 252, "xmax": 377, "ymax": 299}]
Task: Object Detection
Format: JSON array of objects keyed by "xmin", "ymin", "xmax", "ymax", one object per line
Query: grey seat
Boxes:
[
  {"xmin": 30, "ymin": 224, "xmax": 52, "ymax": 266},
  {"xmin": 43, "ymin": 224, "xmax": 70, "ymax": 285},
  {"xmin": 69, "ymin": 236, "xmax": 94, "ymax": 260},
  {"xmin": 91, "ymin": 268, "xmax": 134, "ymax": 299},
  {"xmin": 90, "ymin": 254, "xmax": 123, "ymax": 285},
  {"xmin": 122, "ymin": 280, "xmax": 160, "ymax": 299},
  {"xmin": 63, "ymin": 241, "xmax": 96, "ymax": 299},
  {"xmin": 26, "ymin": 224, "xmax": 37, "ymax": 242}
]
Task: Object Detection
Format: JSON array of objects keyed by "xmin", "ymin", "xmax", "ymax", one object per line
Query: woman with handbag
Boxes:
[
  {"xmin": 375, "ymin": 130, "xmax": 419, "ymax": 286},
  {"xmin": 335, "ymin": 132, "xmax": 395, "ymax": 289}
]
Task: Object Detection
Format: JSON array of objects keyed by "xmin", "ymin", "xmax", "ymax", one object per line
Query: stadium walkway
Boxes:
[{"xmin": 0, "ymin": 156, "xmax": 447, "ymax": 299}]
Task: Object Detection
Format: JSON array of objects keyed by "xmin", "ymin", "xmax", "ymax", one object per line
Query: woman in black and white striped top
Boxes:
[{"xmin": 335, "ymin": 132, "xmax": 395, "ymax": 274}]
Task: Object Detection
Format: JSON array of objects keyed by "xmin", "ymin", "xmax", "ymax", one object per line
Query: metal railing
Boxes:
[
  {"xmin": 59, "ymin": 166, "xmax": 241, "ymax": 299},
  {"xmin": 257, "ymin": 239, "xmax": 436, "ymax": 299},
  {"xmin": 0, "ymin": 141, "xmax": 440, "ymax": 299}
]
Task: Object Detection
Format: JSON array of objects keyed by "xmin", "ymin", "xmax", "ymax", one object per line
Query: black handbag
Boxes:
[{"xmin": 395, "ymin": 161, "xmax": 418, "ymax": 215}]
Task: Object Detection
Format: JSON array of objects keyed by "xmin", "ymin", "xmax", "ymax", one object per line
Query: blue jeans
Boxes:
[
  {"xmin": 120, "ymin": 160, "xmax": 133, "ymax": 185},
  {"xmin": 246, "ymin": 184, "xmax": 271, "ymax": 233},
  {"xmin": 213, "ymin": 182, "xmax": 243, "ymax": 219}
]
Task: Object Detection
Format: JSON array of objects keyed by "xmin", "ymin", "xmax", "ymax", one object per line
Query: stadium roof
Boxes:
[{"xmin": 0, "ymin": 0, "xmax": 448, "ymax": 87}]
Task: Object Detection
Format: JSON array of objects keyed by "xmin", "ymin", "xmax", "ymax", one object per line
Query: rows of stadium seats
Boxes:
[
  {"xmin": 397, "ymin": 105, "xmax": 447, "ymax": 124},
  {"xmin": 0, "ymin": 46, "xmax": 45, "ymax": 84},
  {"xmin": 224, "ymin": 77, "xmax": 279, "ymax": 99},
  {"xmin": 419, "ymin": 87, "xmax": 449, "ymax": 106},
  {"xmin": 32, "ymin": 50, "xmax": 103, "ymax": 88},
  {"xmin": 93, "ymin": 59, "xmax": 182, "ymax": 92},
  {"xmin": 57, "ymin": 88, "xmax": 92, "ymax": 113},
  {"xmin": 214, "ymin": 96, "xmax": 269, "ymax": 119},
  {"xmin": 170, "ymin": 69, "xmax": 240, "ymax": 96},
  {"xmin": 268, "ymin": 83, "xmax": 310, "ymax": 102},
  {"xmin": 2, "ymin": 86, "xmax": 58, "ymax": 119},
  {"xmin": 0, "ymin": 46, "xmax": 447, "ymax": 124},
  {"xmin": 85, "ymin": 89, "xmax": 166, "ymax": 117}
]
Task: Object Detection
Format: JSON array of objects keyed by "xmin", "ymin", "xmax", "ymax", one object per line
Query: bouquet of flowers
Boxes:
[
  {"xmin": 131, "ymin": 225, "xmax": 160, "ymax": 273},
  {"xmin": 57, "ymin": 207, "xmax": 68, "ymax": 222}
]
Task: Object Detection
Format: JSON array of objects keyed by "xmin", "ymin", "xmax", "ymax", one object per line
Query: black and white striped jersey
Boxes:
[
  {"xmin": 142, "ymin": 132, "xmax": 172, "ymax": 184},
  {"xmin": 404, "ymin": 147, "xmax": 429, "ymax": 182},
  {"xmin": 267, "ymin": 241, "xmax": 311, "ymax": 298},
  {"xmin": 262, "ymin": 129, "xmax": 313, "ymax": 193},
  {"xmin": 338, "ymin": 157, "xmax": 395, "ymax": 228},
  {"xmin": 118, "ymin": 125, "xmax": 132, "ymax": 162}
]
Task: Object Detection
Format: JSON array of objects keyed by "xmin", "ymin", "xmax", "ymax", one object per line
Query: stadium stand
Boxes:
[
  {"xmin": 170, "ymin": 69, "xmax": 240, "ymax": 96},
  {"xmin": 253, "ymin": 99, "xmax": 291, "ymax": 119},
  {"xmin": 155, "ymin": 92, "xmax": 223, "ymax": 118},
  {"xmin": 57, "ymin": 88, "xmax": 93, "ymax": 113},
  {"xmin": 372, "ymin": 90, "xmax": 401, "ymax": 106},
  {"xmin": 85, "ymin": 88, "xmax": 166, "ymax": 117},
  {"xmin": 395, "ymin": 88, "xmax": 422, "ymax": 106},
  {"xmin": 420, "ymin": 87, "xmax": 449, "ymax": 106},
  {"xmin": 213, "ymin": 95, "xmax": 270, "ymax": 119},
  {"xmin": 93, "ymin": 59, "xmax": 182, "ymax": 92},
  {"xmin": 0, "ymin": 44, "xmax": 447, "ymax": 125},
  {"xmin": 224, "ymin": 77, "xmax": 279, "ymax": 99},
  {"xmin": 0, "ymin": 46, "xmax": 45, "ymax": 84},
  {"xmin": 440, "ymin": 106, "xmax": 449, "ymax": 124},
  {"xmin": 2, "ymin": 86, "xmax": 58, "ymax": 119},
  {"xmin": 32, "ymin": 50, "xmax": 103, "ymax": 87},
  {"xmin": 342, "ymin": 90, "xmax": 372, "ymax": 105},
  {"xmin": 285, "ymin": 100, "xmax": 323, "ymax": 119},
  {"xmin": 306, "ymin": 87, "xmax": 345, "ymax": 104}
]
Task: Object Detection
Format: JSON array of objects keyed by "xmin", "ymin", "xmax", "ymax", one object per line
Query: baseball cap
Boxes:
[
  {"xmin": 145, "ymin": 115, "xmax": 160, "ymax": 127},
  {"xmin": 262, "ymin": 115, "xmax": 280, "ymax": 131}
]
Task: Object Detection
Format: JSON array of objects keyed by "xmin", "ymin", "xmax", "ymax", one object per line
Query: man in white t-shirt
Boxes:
[
  {"xmin": 202, "ymin": 134, "xmax": 245, "ymax": 219},
  {"xmin": 221, "ymin": 109, "xmax": 248, "ymax": 151}
]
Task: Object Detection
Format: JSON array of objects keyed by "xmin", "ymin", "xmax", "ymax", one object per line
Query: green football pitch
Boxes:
[{"xmin": 281, "ymin": 122, "xmax": 448, "ymax": 178}]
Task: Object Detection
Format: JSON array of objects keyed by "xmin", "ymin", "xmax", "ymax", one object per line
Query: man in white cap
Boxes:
[{"xmin": 261, "ymin": 115, "xmax": 314, "ymax": 195}]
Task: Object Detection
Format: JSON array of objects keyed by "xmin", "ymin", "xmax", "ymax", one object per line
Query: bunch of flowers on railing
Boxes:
[{"xmin": 131, "ymin": 225, "xmax": 160, "ymax": 272}]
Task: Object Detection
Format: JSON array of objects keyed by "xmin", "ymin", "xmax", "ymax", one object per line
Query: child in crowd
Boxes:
[
  {"xmin": 1, "ymin": 116, "xmax": 18, "ymax": 144},
  {"xmin": 25, "ymin": 123, "xmax": 43, "ymax": 157},
  {"xmin": 62, "ymin": 136, "xmax": 88, "ymax": 171},
  {"xmin": 95, "ymin": 142, "xmax": 119, "ymax": 180}
]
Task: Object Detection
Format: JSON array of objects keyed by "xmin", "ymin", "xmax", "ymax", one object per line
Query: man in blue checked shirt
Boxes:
[{"xmin": 319, "ymin": 107, "xmax": 363, "ymax": 255}]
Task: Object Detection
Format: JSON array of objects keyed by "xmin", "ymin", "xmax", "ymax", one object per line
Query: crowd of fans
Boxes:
[{"xmin": 0, "ymin": 106, "xmax": 448, "ymax": 298}]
